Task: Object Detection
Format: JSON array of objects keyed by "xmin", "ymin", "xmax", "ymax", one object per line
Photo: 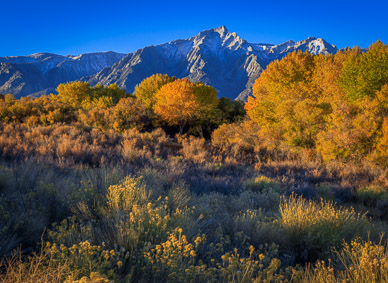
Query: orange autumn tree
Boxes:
[{"xmin": 153, "ymin": 78, "xmax": 219, "ymax": 135}]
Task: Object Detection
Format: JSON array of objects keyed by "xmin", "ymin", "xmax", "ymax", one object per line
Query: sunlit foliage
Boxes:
[
  {"xmin": 246, "ymin": 41, "xmax": 388, "ymax": 164},
  {"xmin": 154, "ymin": 78, "xmax": 219, "ymax": 134},
  {"xmin": 134, "ymin": 74, "xmax": 177, "ymax": 109}
]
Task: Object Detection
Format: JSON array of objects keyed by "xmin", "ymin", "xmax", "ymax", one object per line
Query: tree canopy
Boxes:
[
  {"xmin": 134, "ymin": 74, "xmax": 177, "ymax": 109},
  {"xmin": 153, "ymin": 78, "xmax": 219, "ymax": 134},
  {"xmin": 246, "ymin": 42, "xmax": 388, "ymax": 164}
]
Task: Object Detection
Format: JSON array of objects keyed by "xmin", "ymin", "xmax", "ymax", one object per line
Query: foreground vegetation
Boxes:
[{"xmin": 0, "ymin": 41, "xmax": 388, "ymax": 282}]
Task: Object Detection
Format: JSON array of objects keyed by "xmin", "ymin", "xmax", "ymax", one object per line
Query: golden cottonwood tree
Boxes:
[
  {"xmin": 246, "ymin": 42, "xmax": 388, "ymax": 165},
  {"xmin": 134, "ymin": 74, "xmax": 177, "ymax": 109},
  {"xmin": 56, "ymin": 81, "xmax": 92, "ymax": 107},
  {"xmin": 317, "ymin": 83, "xmax": 388, "ymax": 163},
  {"xmin": 316, "ymin": 44, "xmax": 388, "ymax": 163},
  {"xmin": 153, "ymin": 79, "xmax": 218, "ymax": 135},
  {"xmin": 246, "ymin": 51, "xmax": 329, "ymax": 149},
  {"xmin": 57, "ymin": 82, "xmax": 127, "ymax": 108}
]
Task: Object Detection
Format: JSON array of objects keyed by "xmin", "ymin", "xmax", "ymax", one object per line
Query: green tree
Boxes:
[
  {"xmin": 339, "ymin": 41, "xmax": 388, "ymax": 101},
  {"xmin": 217, "ymin": 97, "xmax": 246, "ymax": 123}
]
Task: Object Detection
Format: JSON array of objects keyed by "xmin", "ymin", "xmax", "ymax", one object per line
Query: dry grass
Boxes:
[
  {"xmin": 0, "ymin": 245, "xmax": 74, "ymax": 283},
  {"xmin": 278, "ymin": 194, "xmax": 371, "ymax": 263}
]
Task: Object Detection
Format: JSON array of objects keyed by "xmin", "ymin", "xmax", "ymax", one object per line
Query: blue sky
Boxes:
[{"xmin": 1, "ymin": 0, "xmax": 387, "ymax": 56}]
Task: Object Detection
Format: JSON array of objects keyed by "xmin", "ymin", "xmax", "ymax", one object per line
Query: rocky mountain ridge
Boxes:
[
  {"xmin": 0, "ymin": 26, "xmax": 338, "ymax": 100},
  {"xmin": 0, "ymin": 52, "xmax": 126, "ymax": 98}
]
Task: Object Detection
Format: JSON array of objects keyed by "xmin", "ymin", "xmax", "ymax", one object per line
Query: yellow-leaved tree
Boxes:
[
  {"xmin": 245, "ymin": 51, "xmax": 330, "ymax": 149},
  {"xmin": 57, "ymin": 82, "xmax": 127, "ymax": 108},
  {"xmin": 245, "ymin": 42, "xmax": 388, "ymax": 165},
  {"xmin": 316, "ymin": 44, "xmax": 388, "ymax": 163},
  {"xmin": 153, "ymin": 78, "xmax": 219, "ymax": 135},
  {"xmin": 134, "ymin": 74, "xmax": 177, "ymax": 109}
]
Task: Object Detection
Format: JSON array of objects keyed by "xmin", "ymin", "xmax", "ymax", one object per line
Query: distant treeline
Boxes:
[{"xmin": 0, "ymin": 76, "xmax": 245, "ymax": 137}]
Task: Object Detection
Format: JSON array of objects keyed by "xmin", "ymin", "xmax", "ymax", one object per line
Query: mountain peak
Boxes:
[
  {"xmin": 213, "ymin": 25, "xmax": 229, "ymax": 34},
  {"xmin": 195, "ymin": 26, "xmax": 231, "ymax": 38},
  {"xmin": 293, "ymin": 37, "xmax": 337, "ymax": 55},
  {"xmin": 189, "ymin": 26, "xmax": 248, "ymax": 53}
]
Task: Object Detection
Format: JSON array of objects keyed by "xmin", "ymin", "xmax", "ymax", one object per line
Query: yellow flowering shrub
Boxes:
[
  {"xmin": 144, "ymin": 228, "xmax": 284, "ymax": 282},
  {"xmin": 143, "ymin": 228, "xmax": 207, "ymax": 281},
  {"xmin": 45, "ymin": 240, "xmax": 126, "ymax": 281},
  {"xmin": 299, "ymin": 239, "xmax": 388, "ymax": 282},
  {"xmin": 104, "ymin": 176, "xmax": 176, "ymax": 254},
  {"xmin": 0, "ymin": 240, "xmax": 125, "ymax": 282},
  {"xmin": 106, "ymin": 176, "xmax": 150, "ymax": 211}
]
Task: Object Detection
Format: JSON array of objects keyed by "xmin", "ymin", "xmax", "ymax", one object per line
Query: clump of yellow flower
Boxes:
[{"xmin": 300, "ymin": 238, "xmax": 388, "ymax": 282}]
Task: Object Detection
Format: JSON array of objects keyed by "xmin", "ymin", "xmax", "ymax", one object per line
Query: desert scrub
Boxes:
[
  {"xmin": 0, "ymin": 240, "xmax": 125, "ymax": 282},
  {"xmin": 246, "ymin": 175, "xmax": 284, "ymax": 194},
  {"xmin": 120, "ymin": 128, "xmax": 170, "ymax": 164},
  {"xmin": 179, "ymin": 135, "xmax": 209, "ymax": 164},
  {"xmin": 277, "ymin": 193, "xmax": 370, "ymax": 263},
  {"xmin": 232, "ymin": 209, "xmax": 284, "ymax": 249},
  {"xmin": 298, "ymin": 238, "xmax": 388, "ymax": 282},
  {"xmin": 211, "ymin": 119, "xmax": 260, "ymax": 155},
  {"xmin": 356, "ymin": 185, "xmax": 388, "ymax": 206}
]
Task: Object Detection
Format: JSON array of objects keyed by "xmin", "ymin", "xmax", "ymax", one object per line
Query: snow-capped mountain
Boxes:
[
  {"xmin": 0, "ymin": 26, "xmax": 337, "ymax": 100},
  {"xmin": 0, "ymin": 52, "xmax": 126, "ymax": 98}
]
